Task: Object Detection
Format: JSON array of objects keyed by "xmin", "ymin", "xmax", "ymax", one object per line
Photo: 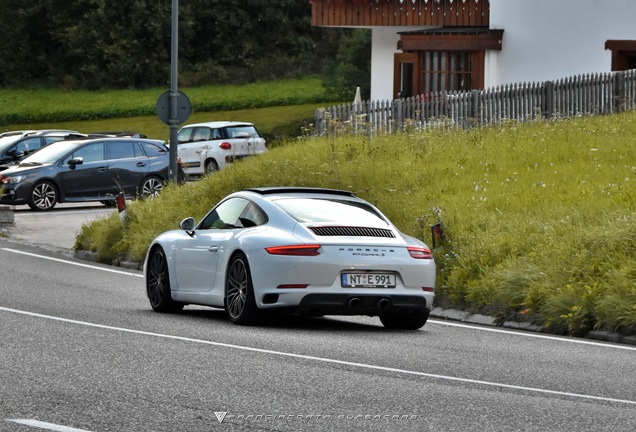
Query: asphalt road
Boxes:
[
  {"xmin": 1, "ymin": 203, "xmax": 116, "ymax": 254},
  {"xmin": 1, "ymin": 233, "xmax": 635, "ymax": 432}
]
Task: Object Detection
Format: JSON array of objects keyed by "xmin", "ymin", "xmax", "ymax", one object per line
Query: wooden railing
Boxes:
[
  {"xmin": 314, "ymin": 70, "xmax": 636, "ymax": 135},
  {"xmin": 311, "ymin": 0, "xmax": 489, "ymax": 27}
]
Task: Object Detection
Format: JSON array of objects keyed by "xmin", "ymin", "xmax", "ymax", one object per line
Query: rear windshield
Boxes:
[
  {"xmin": 226, "ymin": 125, "xmax": 261, "ymax": 138},
  {"xmin": 273, "ymin": 198, "xmax": 387, "ymax": 226}
]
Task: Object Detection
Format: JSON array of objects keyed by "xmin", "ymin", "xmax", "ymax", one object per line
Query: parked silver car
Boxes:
[
  {"xmin": 0, "ymin": 130, "xmax": 80, "ymax": 170},
  {"xmin": 176, "ymin": 121, "xmax": 267, "ymax": 176}
]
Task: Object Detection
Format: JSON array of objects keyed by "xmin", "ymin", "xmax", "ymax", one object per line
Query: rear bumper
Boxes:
[{"xmin": 288, "ymin": 293, "xmax": 428, "ymax": 316}]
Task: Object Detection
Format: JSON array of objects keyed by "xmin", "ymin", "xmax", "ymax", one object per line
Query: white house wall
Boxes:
[
  {"xmin": 487, "ymin": 0, "xmax": 636, "ymax": 88},
  {"xmin": 371, "ymin": 27, "xmax": 429, "ymax": 102},
  {"xmin": 369, "ymin": 0, "xmax": 636, "ymax": 100}
]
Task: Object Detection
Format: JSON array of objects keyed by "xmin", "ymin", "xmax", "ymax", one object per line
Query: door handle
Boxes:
[
  {"xmin": 136, "ymin": 162, "xmax": 146, "ymax": 167},
  {"xmin": 208, "ymin": 246, "xmax": 219, "ymax": 253},
  {"xmin": 97, "ymin": 167, "xmax": 108, "ymax": 172}
]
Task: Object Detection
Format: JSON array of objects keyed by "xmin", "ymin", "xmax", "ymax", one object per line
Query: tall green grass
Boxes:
[
  {"xmin": 76, "ymin": 112, "xmax": 636, "ymax": 336},
  {"xmin": 3, "ymin": 104, "xmax": 322, "ymax": 144},
  {"xmin": 0, "ymin": 77, "xmax": 329, "ymax": 125}
]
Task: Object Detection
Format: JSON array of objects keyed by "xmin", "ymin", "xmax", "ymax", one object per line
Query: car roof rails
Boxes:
[{"xmin": 92, "ymin": 131, "xmax": 148, "ymax": 138}]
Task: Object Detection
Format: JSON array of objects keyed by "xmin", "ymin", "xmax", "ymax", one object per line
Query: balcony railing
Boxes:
[{"xmin": 311, "ymin": 0, "xmax": 490, "ymax": 28}]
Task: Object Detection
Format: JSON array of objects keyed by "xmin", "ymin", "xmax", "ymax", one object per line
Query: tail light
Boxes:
[
  {"xmin": 407, "ymin": 246, "xmax": 433, "ymax": 259},
  {"xmin": 220, "ymin": 142, "xmax": 232, "ymax": 150},
  {"xmin": 266, "ymin": 244, "xmax": 321, "ymax": 256},
  {"xmin": 276, "ymin": 284, "xmax": 308, "ymax": 289}
]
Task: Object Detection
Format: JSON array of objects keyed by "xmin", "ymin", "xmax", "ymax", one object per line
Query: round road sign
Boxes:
[{"xmin": 155, "ymin": 90, "xmax": 192, "ymax": 125}]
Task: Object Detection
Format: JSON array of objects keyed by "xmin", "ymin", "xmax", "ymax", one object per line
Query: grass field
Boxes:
[{"xmin": 0, "ymin": 77, "xmax": 330, "ymax": 126}]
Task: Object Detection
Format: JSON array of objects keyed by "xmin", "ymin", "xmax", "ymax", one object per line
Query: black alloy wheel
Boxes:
[
  {"xmin": 225, "ymin": 253, "xmax": 260, "ymax": 325},
  {"xmin": 146, "ymin": 247, "xmax": 183, "ymax": 313},
  {"xmin": 204, "ymin": 159, "xmax": 219, "ymax": 175}
]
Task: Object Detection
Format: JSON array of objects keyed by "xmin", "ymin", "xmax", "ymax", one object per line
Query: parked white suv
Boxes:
[{"xmin": 176, "ymin": 121, "xmax": 267, "ymax": 176}]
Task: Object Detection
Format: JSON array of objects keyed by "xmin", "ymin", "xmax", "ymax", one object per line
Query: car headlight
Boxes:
[{"xmin": 1, "ymin": 175, "xmax": 25, "ymax": 184}]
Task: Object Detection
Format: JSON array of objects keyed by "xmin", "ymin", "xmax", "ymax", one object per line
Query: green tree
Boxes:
[
  {"xmin": 322, "ymin": 29, "xmax": 371, "ymax": 101},
  {"xmin": 0, "ymin": 0, "xmax": 62, "ymax": 86},
  {"xmin": 0, "ymin": 0, "xmax": 347, "ymax": 89}
]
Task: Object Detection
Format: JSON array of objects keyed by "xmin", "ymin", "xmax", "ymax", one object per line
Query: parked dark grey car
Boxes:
[{"xmin": 0, "ymin": 137, "xmax": 170, "ymax": 210}]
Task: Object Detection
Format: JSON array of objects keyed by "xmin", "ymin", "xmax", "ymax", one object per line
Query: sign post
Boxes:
[{"xmin": 154, "ymin": 0, "xmax": 191, "ymax": 183}]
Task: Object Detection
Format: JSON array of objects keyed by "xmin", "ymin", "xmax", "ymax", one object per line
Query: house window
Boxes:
[
  {"xmin": 395, "ymin": 28, "xmax": 502, "ymax": 99},
  {"xmin": 423, "ymin": 51, "xmax": 473, "ymax": 93}
]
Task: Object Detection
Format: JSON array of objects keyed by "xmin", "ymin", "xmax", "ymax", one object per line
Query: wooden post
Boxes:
[
  {"xmin": 613, "ymin": 71, "xmax": 625, "ymax": 113},
  {"xmin": 471, "ymin": 90, "xmax": 480, "ymax": 126},
  {"xmin": 315, "ymin": 108, "xmax": 325, "ymax": 135},
  {"xmin": 392, "ymin": 99, "xmax": 403, "ymax": 133},
  {"xmin": 543, "ymin": 81, "xmax": 554, "ymax": 119}
]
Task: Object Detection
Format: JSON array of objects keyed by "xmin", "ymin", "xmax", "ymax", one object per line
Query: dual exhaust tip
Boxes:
[{"xmin": 347, "ymin": 297, "xmax": 391, "ymax": 311}]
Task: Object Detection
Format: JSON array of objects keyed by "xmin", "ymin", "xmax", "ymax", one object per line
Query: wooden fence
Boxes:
[{"xmin": 314, "ymin": 69, "xmax": 636, "ymax": 135}]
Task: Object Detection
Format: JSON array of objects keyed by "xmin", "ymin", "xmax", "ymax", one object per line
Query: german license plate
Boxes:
[{"xmin": 341, "ymin": 273, "xmax": 396, "ymax": 288}]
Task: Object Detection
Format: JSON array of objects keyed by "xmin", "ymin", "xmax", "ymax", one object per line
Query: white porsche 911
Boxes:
[{"xmin": 144, "ymin": 187, "xmax": 436, "ymax": 329}]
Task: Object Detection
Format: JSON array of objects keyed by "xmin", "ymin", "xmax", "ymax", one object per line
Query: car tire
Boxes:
[
  {"xmin": 146, "ymin": 247, "xmax": 184, "ymax": 313},
  {"xmin": 225, "ymin": 253, "xmax": 261, "ymax": 325},
  {"xmin": 28, "ymin": 181, "xmax": 58, "ymax": 211},
  {"xmin": 204, "ymin": 159, "xmax": 219, "ymax": 175},
  {"xmin": 140, "ymin": 176, "xmax": 163, "ymax": 198},
  {"xmin": 101, "ymin": 200, "xmax": 117, "ymax": 208},
  {"xmin": 379, "ymin": 309, "xmax": 430, "ymax": 330},
  {"xmin": 178, "ymin": 166, "xmax": 186, "ymax": 184}
]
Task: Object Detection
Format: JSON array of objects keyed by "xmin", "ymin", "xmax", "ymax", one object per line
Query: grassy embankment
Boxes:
[{"xmin": 3, "ymin": 80, "xmax": 635, "ymax": 337}]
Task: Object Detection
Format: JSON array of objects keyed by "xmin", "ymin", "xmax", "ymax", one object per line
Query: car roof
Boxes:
[
  {"xmin": 50, "ymin": 136, "xmax": 166, "ymax": 147},
  {"xmin": 0, "ymin": 130, "xmax": 38, "ymax": 138},
  {"xmin": 244, "ymin": 187, "xmax": 356, "ymax": 198},
  {"xmin": 181, "ymin": 121, "xmax": 255, "ymax": 129}
]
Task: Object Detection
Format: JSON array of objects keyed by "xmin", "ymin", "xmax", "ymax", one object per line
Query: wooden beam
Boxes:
[{"xmin": 400, "ymin": 30, "xmax": 503, "ymax": 52}]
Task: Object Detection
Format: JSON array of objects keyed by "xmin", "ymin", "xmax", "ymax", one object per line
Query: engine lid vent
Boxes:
[{"xmin": 309, "ymin": 226, "xmax": 395, "ymax": 238}]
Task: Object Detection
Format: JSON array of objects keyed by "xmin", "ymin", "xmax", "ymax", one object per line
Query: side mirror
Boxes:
[
  {"xmin": 68, "ymin": 157, "xmax": 84, "ymax": 166},
  {"xmin": 180, "ymin": 217, "xmax": 196, "ymax": 235},
  {"xmin": 6, "ymin": 150, "xmax": 24, "ymax": 160}
]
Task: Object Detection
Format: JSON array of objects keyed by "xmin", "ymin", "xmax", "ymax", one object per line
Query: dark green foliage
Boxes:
[
  {"xmin": 0, "ymin": 0, "xmax": 344, "ymax": 89},
  {"xmin": 322, "ymin": 29, "xmax": 371, "ymax": 100}
]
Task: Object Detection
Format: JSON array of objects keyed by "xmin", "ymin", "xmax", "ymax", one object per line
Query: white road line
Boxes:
[
  {"xmin": 1, "ymin": 248, "xmax": 143, "ymax": 278},
  {"xmin": 3, "ymin": 248, "xmax": 635, "ymax": 351},
  {"xmin": 428, "ymin": 319, "xmax": 636, "ymax": 351},
  {"xmin": 1, "ymin": 306, "xmax": 635, "ymax": 407},
  {"xmin": 6, "ymin": 419, "xmax": 93, "ymax": 432}
]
